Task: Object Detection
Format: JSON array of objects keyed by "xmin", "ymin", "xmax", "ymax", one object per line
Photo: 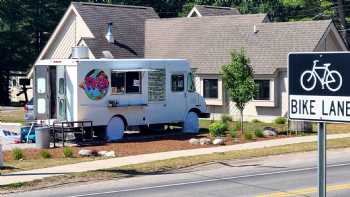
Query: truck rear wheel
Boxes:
[
  {"xmin": 106, "ymin": 116, "xmax": 124, "ymax": 141},
  {"xmin": 182, "ymin": 112, "xmax": 199, "ymax": 133}
]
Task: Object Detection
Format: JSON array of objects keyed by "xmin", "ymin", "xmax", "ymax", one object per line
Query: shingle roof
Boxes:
[
  {"xmin": 72, "ymin": 2, "xmax": 159, "ymax": 58},
  {"xmin": 192, "ymin": 5, "xmax": 240, "ymax": 16},
  {"xmin": 145, "ymin": 16, "xmax": 332, "ymax": 75}
]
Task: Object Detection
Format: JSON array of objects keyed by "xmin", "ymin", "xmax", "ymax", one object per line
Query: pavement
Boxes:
[
  {"xmin": 1, "ymin": 133, "xmax": 350, "ymax": 186},
  {"xmin": 6, "ymin": 148, "xmax": 350, "ymax": 197}
]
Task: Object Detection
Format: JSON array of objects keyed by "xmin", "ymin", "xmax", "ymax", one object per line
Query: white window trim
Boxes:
[
  {"xmin": 200, "ymin": 76, "xmax": 223, "ymax": 106},
  {"xmin": 253, "ymin": 78, "xmax": 276, "ymax": 107}
]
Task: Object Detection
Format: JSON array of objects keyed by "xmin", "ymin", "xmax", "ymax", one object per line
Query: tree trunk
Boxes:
[
  {"xmin": 337, "ymin": 0, "xmax": 348, "ymax": 43},
  {"xmin": 240, "ymin": 110, "xmax": 244, "ymax": 135}
]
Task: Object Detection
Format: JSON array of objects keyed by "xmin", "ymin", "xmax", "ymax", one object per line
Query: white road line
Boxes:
[{"xmin": 67, "ymin": 162, "xmax": 350, "ymax": 197}]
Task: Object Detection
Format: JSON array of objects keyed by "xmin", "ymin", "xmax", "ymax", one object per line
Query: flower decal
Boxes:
[{"xmin": 80, "ymin": 69, "xmax": 109, "ymax": 100}]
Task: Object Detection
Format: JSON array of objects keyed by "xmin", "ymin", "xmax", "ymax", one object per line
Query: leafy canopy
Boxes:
[{"xmin": 221, "ymin": 49, "xmax": 257, "ymax": 112}]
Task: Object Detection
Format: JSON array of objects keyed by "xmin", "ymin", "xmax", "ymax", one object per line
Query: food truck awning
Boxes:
[{"xmin": 111, "ymin": 68, "xmax": 158, "ymax": 72}]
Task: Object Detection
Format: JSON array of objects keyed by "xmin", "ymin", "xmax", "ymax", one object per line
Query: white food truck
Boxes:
[{"xmin": 34, "ymin": 58, "xmax": 209, "ymax": 140}]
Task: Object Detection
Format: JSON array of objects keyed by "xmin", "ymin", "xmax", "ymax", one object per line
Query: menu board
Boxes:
[{"xmin": 148, "ymin": 69, "xmax": 165, "ymax": 102}]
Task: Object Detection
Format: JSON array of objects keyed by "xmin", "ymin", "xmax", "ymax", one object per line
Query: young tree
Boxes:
[{"xmin": 221, "ymin": 49, "xmax": 257, "ymax": 134}]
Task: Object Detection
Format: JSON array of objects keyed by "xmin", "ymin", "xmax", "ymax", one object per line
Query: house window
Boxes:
[
  {"xmin": 255, "ymin": 80, "xmax": 270, "ymax": 100},
  {"xmin": 171, "ymin": 74, "xmax": 184, "ymax": 92},
  {"xmin": 203, "ymin": 79, "xmax": 218, "ymax": 98},
  {"xmin": 111, "ymin": 71, "xmax": 141, "ymax": 94}
]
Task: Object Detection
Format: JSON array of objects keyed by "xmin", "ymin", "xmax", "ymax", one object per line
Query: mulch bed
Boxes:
[{"xmin": 3, "ymin": 130, "xmax": 288, "ymax": 162}]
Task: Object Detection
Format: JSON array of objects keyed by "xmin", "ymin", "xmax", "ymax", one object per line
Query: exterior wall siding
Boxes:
[{"xmin": 43, "ymin": 11, "xmax": 93, "ymax": 59}]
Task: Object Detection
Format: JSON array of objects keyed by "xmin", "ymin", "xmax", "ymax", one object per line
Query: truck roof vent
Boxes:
[
  {"xmin": 102, "ymin": 50, "xmax": 114, "ymax": 59},
  {"xmin": 71, "ymin": 46, "xmax": 89, "ymax": 59}
]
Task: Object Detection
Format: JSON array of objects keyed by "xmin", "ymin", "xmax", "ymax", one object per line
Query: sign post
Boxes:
[
  {"xmin": 318, "ymin": 122, "xmax": 326, "ymax": 197},
  {"xmin": 288, "ymin": 52, "xmax": 350, "ymax": 197}
]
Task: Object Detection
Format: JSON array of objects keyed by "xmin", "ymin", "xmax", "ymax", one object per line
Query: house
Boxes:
[
  {"xmin": 28, "ymin": 2, "xmax": 159, "ymax": 78},
  {"xmin": 145, "ymin": 15, "xmax": 348, "ymax": 121},
  {"xmin": 187, "ymin": 5, "xmax": 240, "ymax": 17},
  {"xmin": 30, "ymin": 2, "xmax": 348, "ymax": 122}
]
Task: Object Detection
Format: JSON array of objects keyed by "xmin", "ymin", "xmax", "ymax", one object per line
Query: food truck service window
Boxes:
[{"xmin": 111, "ymin": 71, "xmax": 141, "ymax": 94}]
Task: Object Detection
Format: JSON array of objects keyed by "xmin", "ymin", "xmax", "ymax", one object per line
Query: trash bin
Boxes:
[{"xmin": 35, "ymin": 127, "xmax": 50, "ymax": 148}]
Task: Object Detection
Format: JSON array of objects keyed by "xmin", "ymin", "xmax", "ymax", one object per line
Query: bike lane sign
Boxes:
[{"xmin": 288, "ymin": 52, "xmax": 350, "ymax": 122}]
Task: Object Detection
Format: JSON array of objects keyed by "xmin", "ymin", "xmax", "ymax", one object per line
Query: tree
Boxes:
[{"xmin": 221, "ymin": 49, "xmax": 257, "ymax": 134}]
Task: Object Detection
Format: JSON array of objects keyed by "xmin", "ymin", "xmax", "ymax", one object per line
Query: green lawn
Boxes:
[{"xmin": 0, "ymin": 109, "xmax": 24, "ymax": 123}]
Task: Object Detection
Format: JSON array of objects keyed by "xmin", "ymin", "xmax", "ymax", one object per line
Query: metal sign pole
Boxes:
[{"xmin": 318, "ymin": 122, "xmax": 326, "ymax": 197}]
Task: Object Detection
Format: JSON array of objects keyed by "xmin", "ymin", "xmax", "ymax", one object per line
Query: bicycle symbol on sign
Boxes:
[{"xmin": 300, "ymin": 60, "xmax": 342, "ymax": 92}]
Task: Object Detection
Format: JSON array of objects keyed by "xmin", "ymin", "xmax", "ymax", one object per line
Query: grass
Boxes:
[
  {"xmin": 2, "ymin": 157, "xmax": 100, "ymax": 174},
  {"xmin": 0, "ymin": 109, "xmax": 24, "ymax": 123},
  {"xmin": 2, "ymin": 137, "xmax": 350, "ymax": 193}
]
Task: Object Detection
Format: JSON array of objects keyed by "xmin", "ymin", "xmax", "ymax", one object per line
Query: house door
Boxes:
[
  {"xmin": 35, "ymin": 65, "xmax": 50, "ymax": 120},
  {"xmin": 56, "ymin": 66, "xmax": 66, "ymax": 121}
]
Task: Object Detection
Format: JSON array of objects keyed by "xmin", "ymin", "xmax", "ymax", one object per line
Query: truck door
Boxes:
[
  {"xmin": 168, "ymin": 73, "xmax": 187, "ymax": 122},
  {"xmin": 186, "ymin": 72, "xmax": 199, "ymax": 110},
  {"xmin": 34, "ymin": 65, "xmax": 51, "ymax": 120},
  {"xmin": 56, "ymin": 66, "xmax": 66, "ymax": 121}
]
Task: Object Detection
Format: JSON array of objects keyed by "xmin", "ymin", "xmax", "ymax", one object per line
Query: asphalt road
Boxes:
[{"xmin": 7, "ymin": 148, "xmax": 350, "ymax": 197}]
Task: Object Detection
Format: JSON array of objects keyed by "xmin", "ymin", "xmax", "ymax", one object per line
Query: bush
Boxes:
[
  {"xmin": 229, "ymin": 128, "xmax": 237, "ymax": 138},
  {"xmin": 234, "ymin": 122, "xmax": 241, "ymax": 131},
  {"xmin": 63, "ymin": 147, "xmax": 74, "ymax": 158},
  {"xmin": 251, "ymin": 119, "xmax": 261, "ymax": 123},
  {"xmin": 12, "ymin": 148, "xmax": 23, "ymax": 160},
  {"xmin": 255, "ymin": 129, "xmax": 264, "ymax": 138},
  {"xmin": 244, "ymin": 131, "xmax": 254, "ymax": 140},
  {"xmin": 209, "ymin": 122, "xmax": 227, "ymax": 137},
  {"xmin": 40, "ymin": 150, "xmax": 51, "ymax": 159},
  {"xmin": 275, "ymin": 117, "xmax": 286, "ymax": 124},
  {"xmin": 221, "ymin": 114, "xmax": 232, "ymax": 124}
]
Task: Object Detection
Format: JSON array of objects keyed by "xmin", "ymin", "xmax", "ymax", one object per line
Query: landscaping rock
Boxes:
[
  {"xmin": 263, "ymin": 128, "xmax": 277, "ymax": 137},
  {"xmin": 104, "ymin": 151, "xmax": 116, "ymax": 157},
  {"xmin": 189, "ymin": 138, "xmax": 200, "ymax": 145},
  {"xmin": 98, "ymin": 151, "xmax": 108, "ymax": 156},
  {"xmin": 199, "ymin": 138, "xmax": 211, "ymax": 145},
  {"xmin": 79, "ymin": 149, "xmax": 93, "ymax": 157},
  {"xmin": 213, "ymin": 138, "xmax": 225, "ymax": 145}
]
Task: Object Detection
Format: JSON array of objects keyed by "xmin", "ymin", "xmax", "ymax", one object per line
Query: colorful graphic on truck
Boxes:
[{"xmin": 79, "ymin": 69, "xmax": 109, "ymax": 100}]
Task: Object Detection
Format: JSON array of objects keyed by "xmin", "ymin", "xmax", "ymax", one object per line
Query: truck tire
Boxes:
[
  {"xmin": 182, "ymin": 112, "xmax": 199, "ymax": 133},
  {"xmin": 106, "ymin": 116, "xmax": 124, "ymax": 141}
]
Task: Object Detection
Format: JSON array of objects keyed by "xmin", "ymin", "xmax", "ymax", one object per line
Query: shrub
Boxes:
[
  {"xmin": 229, "ymin": 128, "xmax": 237, "ymax": 138},
  {"xmin": 12, "ymin": 148, "xmax": 23, "ymax": 160},
  {"xmin": 234, "ymin": 122, "xmax": 241, "ymax": 131},
  {"xmin": 63, "ymin": 147, "xmax": 74, "ymax": 158},
  {"xmin": 244, "ymin": 131, "xmax": 254, "ymax": 140},
  {"xmin": 40, "ymin": 150, "xmax": 51, "ymax": 159},
  {"xmin": 209, "ymin": 122, "xmax": 227, "ymax": 137},
  {"xmin": 255, "ymin": 129, "xmax": 264, "ymax": 138},
  {"xmin": 275, "ymin": 117, "xmax": 286, "ymax": 124},
  {"xmin": 251, "ymin": 119, "xmax": 261, "ymax": 123},
  {"xmin": 221, "ymin": 114, "xmax": 232, "ymax": 124}
]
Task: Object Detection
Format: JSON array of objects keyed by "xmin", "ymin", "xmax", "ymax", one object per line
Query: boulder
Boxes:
[
  {"xmin": 104, "ymin": 151, "xmax": 116, "ymax": 157},
  {"xmin": 79, "ymin": 149, "xmax": 93, "ymax": 157},
  {"xmin": 212, "ymin": 138, "xmax": 225, "ymax": 145},
  {"xmin": 199, "ymin": 138, "xmax": 211, "ymax": 145},
  {"xmin": 263, "ymin": 129, "xmax": 277, "ymax": 137},
  {"xmin": 189, "ymin": 138, "xmax": 200, "ymax": 145},
  {"xmin": 98, "ymin": 151, "xmax": 108, "ymax": 156}
]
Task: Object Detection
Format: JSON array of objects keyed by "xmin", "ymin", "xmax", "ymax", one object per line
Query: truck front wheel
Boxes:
[
  {"xmin": 106, "ymin": 116, "xmax": 125, "ymax": 141},
  {"xmin": 182, "ymin": 112, "xmax": 199, "ymax": 133}
]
